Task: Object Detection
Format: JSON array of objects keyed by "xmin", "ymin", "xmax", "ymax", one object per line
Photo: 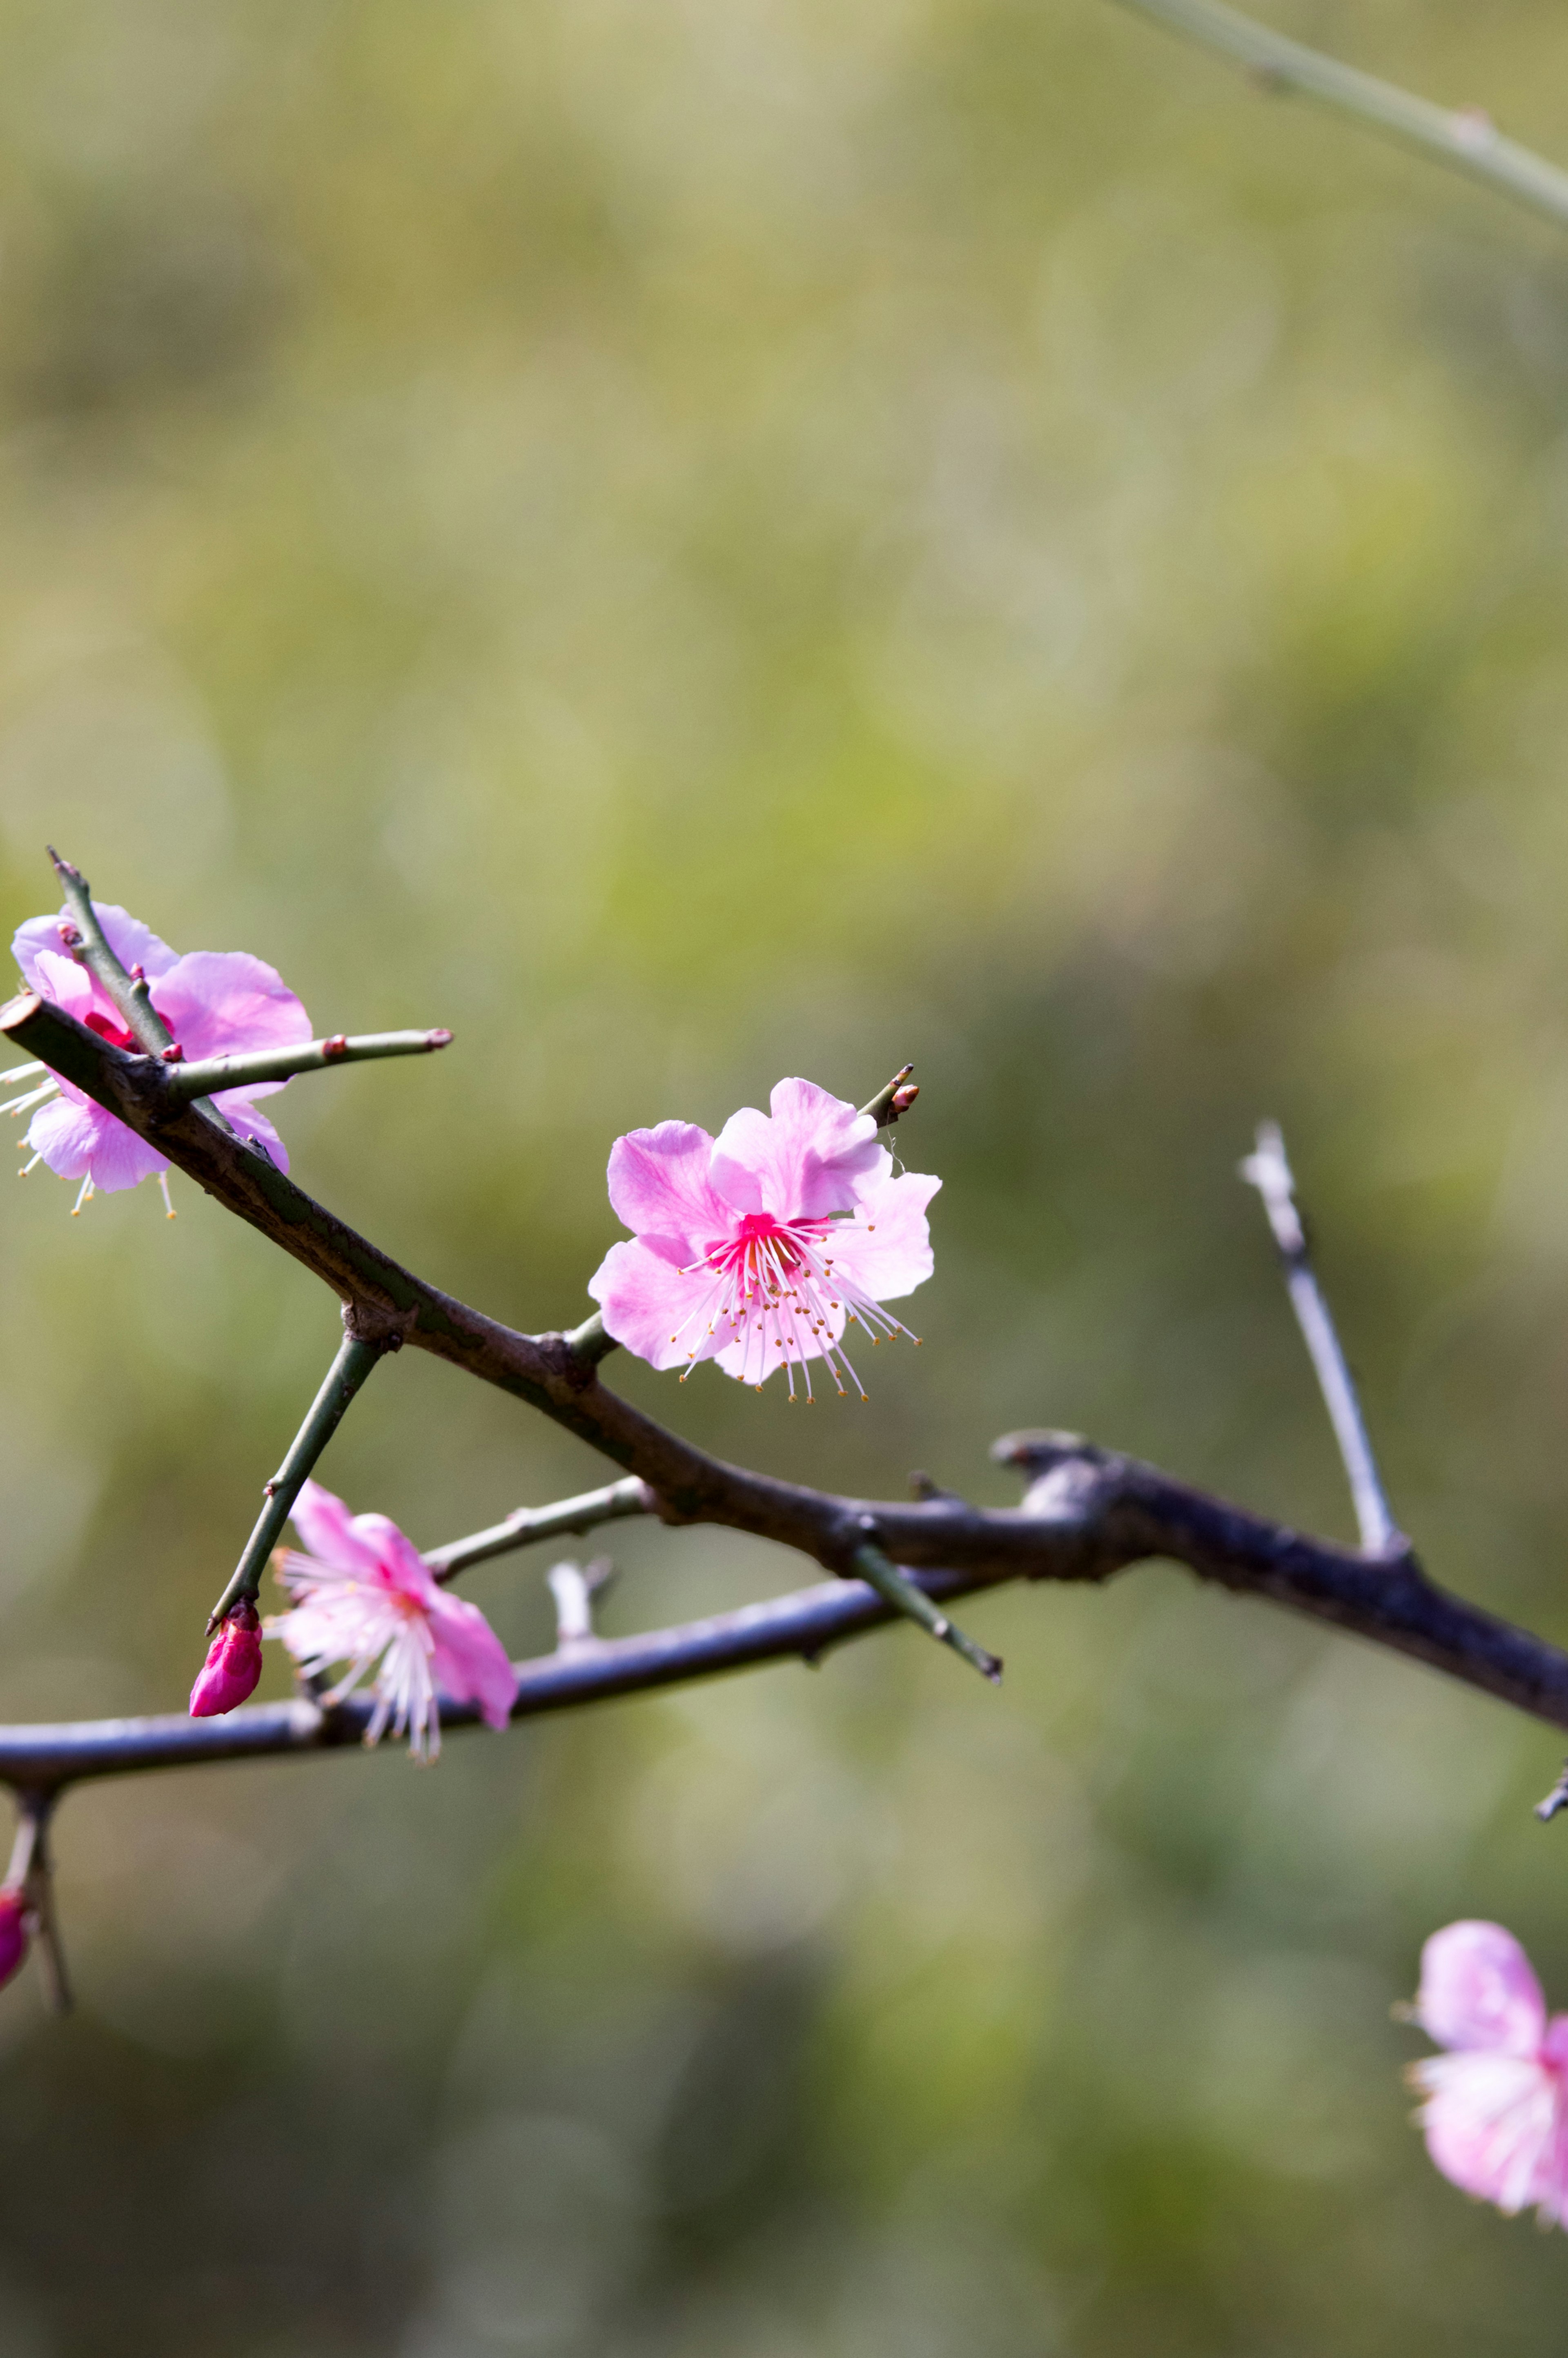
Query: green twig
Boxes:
[
  {"xmin": 1108, "ymin": 0, "xmax": 1568, "ymax": 230},
  {"xmin": 47, "ymin": 848, "xmax": 176, "ymax": 1057},
  {"xmin": 858, "ymin": 1063, "xmax": 918, "ymax": 1128},
  {"xmin": 206, "ymin": 1330, "xmax": 388, "ymax": 1630},
  {"xmin": 165, "ymin": 1028, "xmax": 454, "ymax": 1102},
  {"xmin": 849, "ymin": 1530, "xmax": 1002, "ymax": 1684},
  {"xmin": 425, "ymin": 1476, "xmax": 652, "ymax": 1582}
]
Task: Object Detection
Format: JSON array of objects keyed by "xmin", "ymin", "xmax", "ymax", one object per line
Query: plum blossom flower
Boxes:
[
  {"xmin": 6, "ymin": 899, "xmax": 311, "ymax": 1213},
  {"xmin": 588, "ymin": 1077, "xmax": 940, "ymax": 1399},
  {"xmin": 0, "ymin": 1890, "xmax": 26, "ymax": 1991},
  {"xmin": 265, "ymin": 1480, "xmax": 517, "ymax": 1761},
  {"xmin": 1407, "ymin": 1920, "xmax": 1568, "ymax": 2225},
  {"xmin": 188, "ymin": 1600, "xmax": 264, "ymax": 1719}
]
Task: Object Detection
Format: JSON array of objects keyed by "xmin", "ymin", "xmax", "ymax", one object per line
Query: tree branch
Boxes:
[
  {"xmin": 424, "ymin": 1476, "xmax": 654, "ymax": 1582},
  {"xmin": 1107, "ymin": 0, "xmax": 1568, "ymax": 233},
  {"xmin": 165, "ymin": 1029, "xmax": 453, "ymax": 1102},
  {"xmin": 1240, "ymin": 1121, "xmax": 1404, "ymax": 1558}
]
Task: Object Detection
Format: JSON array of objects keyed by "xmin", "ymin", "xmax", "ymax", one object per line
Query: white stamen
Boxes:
[
  {"xmin": 157, "ymin": 1171, "xmax": 176, "ymax": 1219},
  {"xmin": 1, "ymin": 1081, "xmax": 57, "ymax": 1119},
  {"xmin": 70, "ymin": 1175, "xmax": 95, "ymax": 1216},
  {"xmin": 18, "ymin": 1151, "xmax": 41, "ymax": 1176},
  {"xmin": 0, "ymin": 1061, "xmax": 44, "ymax": 1085}
]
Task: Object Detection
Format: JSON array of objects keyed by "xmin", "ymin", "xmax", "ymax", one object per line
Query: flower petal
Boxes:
[
  {"xmin": 31, "ymin": 949, "xmax": 98, "ymax": 1027},
  {"xmin": 351, "ymin": 1513, "xmax": 444, "ymax": 1610},
  {"xmin": 588, "ymin": 1236, "xmax": 727, "ymax": 1371},
  {"xmin": 710, "ymin": 1079, "xmax": 886, "ymax": 1221},
  {"xmin": 429, "ymin": 1592, "xmax": 518, "ymax": 1731},
  {"xmin": 606, "ymin": 1120, "xmax": 728, "ymax": 1250},
  {"xmin": 1415, "ymin": 1921, "xmax": 1547, "ymax": 2056},
  {"xmin": 24, "ymin": 1095, "xmax": 168, "ymax": 1191},
  {"xmin": 1412, "ymin": 2050, "xmax": 1562, "ymax": 2214},
  {"xmin": 214, "ymin": 1094, "xmax": 290, "ymax": 1172},
  {"xmin": 149, "ymin": 951, "xmax": 311, "ymax": 1067},
  {"xmin": 286, "ymin": 1479, "xmax": 388, "ymax": 1581},
  {"xmin": 13, "ymin": 900, "xmax": 178, "ymax": 994},
  {"xmin": 826, "ymin": 1170, "xmax": 940, "ymax": 1304}
]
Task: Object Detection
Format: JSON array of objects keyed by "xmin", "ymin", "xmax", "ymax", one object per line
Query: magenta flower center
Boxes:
[{"xmin": 669, "ymin": 1207, "xmax": 912, "ymax": 1401}]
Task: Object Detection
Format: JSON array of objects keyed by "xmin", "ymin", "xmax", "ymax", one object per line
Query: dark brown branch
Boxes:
[
  {"xmin": 7, "ymin": 988, "xmax": 1568, "ymax": 1787},
  {"xmin": 2, "ymin": 1434, "xmax": 1568, "ymax": 1788}
]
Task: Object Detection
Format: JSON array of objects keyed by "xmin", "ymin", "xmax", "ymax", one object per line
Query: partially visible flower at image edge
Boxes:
[
  {"xmin": 588, "ymin": 1076, "xmax": 940, "ymax": 1399},
  {"xmin": 0, "ymin": 1889, "xmax": 27, "ymax": 1991},
  {"xmin": 6, "ymin": 898, "xmax": 312, "ymax": 1210},
  {"xmin": 1407, "ymin": 1919, "xmax": 1568, "ymax": 2224},
  {"xmin": 265, "ymin": 1479, "xmax": 518, "ymax": 1761}
]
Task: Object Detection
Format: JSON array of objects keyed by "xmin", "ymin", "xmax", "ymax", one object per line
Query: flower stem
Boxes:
[
  {"xmin": 206, "ymin": 1330, "xmax": 387, "ymax": 1630},
  {"xmin": 165, "ymin": 1029, "xmax": 454, "ymax": 1102},
  {"xmin": 1109, "ymin": 0, "xmax": 1568, "ymax": 232},
  {"xmin": 849, "ymin": 1535, "xmax": 1002, "ymax": 1684},
  {"xmin": 859, "ymin": 1064, "xmax": 915, "ymax": 1128},
  {"xmin": 425, "ymin": 1475, "xmax": 652, "ymax": 1582}
]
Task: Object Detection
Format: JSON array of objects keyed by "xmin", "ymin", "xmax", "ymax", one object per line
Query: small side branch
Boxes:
[
  {"xmin": 206, "ymin": 1326, "xmax": 388, "ymax": 1630},
  {"xmin": 547, "ymin": 1557, "xmax": 617, "ymax": 1647},
  {"xmin": 859, "ymin": 1063, "xmax": 918, "ymax": 1128},
  {"xmin": 7, "ymin": 1792, "xmax": 70, "ymax": 2014},
  {"xmin": 1107, "ymin": 0, "xmax": 1568, "ymax": 232},
  {"xmin": 425, "ymin": 1476, "xmax": 653, "ymax": 1582},
  {"xmin": 848, "ymin": 1522, "xmax": 1002, "ymax": 1683},
  {"xmin": 165, "ymin": 1029, "xmax": 453, "ymax": 1101},
  {"xmin": 1241, "ymin": 1122, "xmax": 1404, "ymax": 1560},
  {"xmin": 47, "ymin": 848, "xmax": 175, "ymax": 1060}
]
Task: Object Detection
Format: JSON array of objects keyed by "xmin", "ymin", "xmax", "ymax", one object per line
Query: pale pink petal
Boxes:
[
  {"xmin": 825, "ymin": 1170, "xmax": 941, "ymax": 1303},
  {"xmin": 149, "ymin": 952, "xmax": 311, "ymax": 1067},
  {"xmin": 1416, "ymin": 1921, "xmax": 1546, "ymax": 2056},
  {"xmin": 23, "ymin": 1095, "xmax": 168, "ymax": 1191},
  {"xmin": 287, "ymin": 1479, "xmax": 387, "ymax": 1580},
  {"xmin": 351, "ymin": 1513, "xmax": 444, "ymax": 1611},
  {"xmin": 710, "ymin": 1079, "xmax": 885, "ymax": 1221},
  {"xmin": 588, "ymin": 1237, "xmax": 727, "ymax": 1372},
  {"xmin": 13, "ymin": 900, "xmax": 177, "ymax": 994},
  {"xmin": 31, "ymin": 949, "xmax": 98, "ymax": 1027},
  {"xmin": 215, "ymin": 1095, "xmax": 290, "ymax": 1171},
  {"xmin": 606, "ymin": 1121, "xmax": 728, "ymax": 1250},
  {"xmin": 429, "ymin": 1592, "xmax": 518, "ymax": 1731},
  {"xmin": 1412, "ymin": 2050, "xmax": 1561, "ymax": 2213}
]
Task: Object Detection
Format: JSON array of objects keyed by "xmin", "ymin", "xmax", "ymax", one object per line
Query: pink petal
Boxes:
[
  {"xmin": 149, "ymin": 952, "xmax": 311, "ymax": 1068},
  {"xmin": 24, "ymin": 1095, "xmax": 168, "ymax": 1192},
  {"xmin": 1412, "ymin": 2050, "xmax": 1562, "ymax": 2214},
  {"xmin": 429, "ymin": 1592, "xmax": 519, "ymax": 1731},
  {"xmin": 826, "ymin": 1170, "xmax": 941, "ymax": 1303},
  {"xmin": 31, "ymin": 949, "xmax": 97, "ymax": 1027},
  {"xmin": 0, "ymin": 1891, "xmax": 27, "ymax": 1990},
  {"xmin": 606, "ymin": 1121, "xmax": 729, "ymax": 1250},
  {"xmin": 351, "ymin": 1513, "xmax": 444, "ymax": 1610},
  {"xmin": 588, "ymin": 1236, "xmax": 727, "ymax": 1371},
  {"xmin": 287, "ymin": 1480, "xmax": 387, "ymax": 1581},
  {"xmin": 12, "ymin": 900, "xmax": 178, "ymax": 994},
  {"xmin": 710, "ymin": 1079, "xmax": 886, "ymax": 1222},
  {"xmin": 1416, "ymin": 1921, "xmax": 1546, "ymax": 2055}
]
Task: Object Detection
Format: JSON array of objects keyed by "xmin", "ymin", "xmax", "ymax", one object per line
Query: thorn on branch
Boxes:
[{"xmin": 846, "ymin": 1515, "xmax": 1001, "ymax": 1684}]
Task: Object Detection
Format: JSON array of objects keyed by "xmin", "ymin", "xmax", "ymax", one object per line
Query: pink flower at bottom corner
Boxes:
[
  {"xmin": 1407, "ymin": 1920, "xmax": 1568, "ymax": 2225},
  {"xmin": 7, "ymin": 897, "xmax": 312, "ymax": 1212},
  {"xmin": 263, "ymin": 1478, "xmax": 518, "ymax": 1762},
  {"xmin": 189, "ymin": 1600, "xmax": 264, "ymax": 1719},
  {"xmin": 0, "ymin": 1890, "xmax": 27, "ymax": 1991},
  {"xmin": 587, "ymin": 1075, "xmax": 940, "ymax": 1400}
]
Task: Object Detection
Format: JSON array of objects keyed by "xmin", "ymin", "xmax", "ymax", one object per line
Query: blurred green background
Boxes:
[{"xmin": 3, "ymin": 0, "xmax": 1568, "ymax": 2346}]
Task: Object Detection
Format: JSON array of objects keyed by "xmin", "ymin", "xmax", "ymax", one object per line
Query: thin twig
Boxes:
[
  {"xmin": 425, "ymin": 1476, "xmax": 653, "ymax": 1582},
  {"xmin": 165, "ymin": 1029, "xmax": 453, "ymax": 1101},
  {"xmin": 849, "ymin": 1524, "xmax": 1002, "ymax": 1683},
  {"xmin": 1108, "ymin": 0, "xmax": 1568, "ymax": 232},
  {"xmin": 205, "ymin": 1325, "xmax": 389, "ymax": 1630},
  {"xmin": 47, "ymin": 849, "xmax": 176, "ymax": 1059},
  {"xmin": 8, "ymin": 1792, "xmax": 71, "ymax": 2013},
  {"xmin": 1240, "ymin": 1122, "xmax": 1403, "ymax": 1559},
  {"xmin": 546, "ymin": 1557, "xmax": 617, "ymax": 1647},
  {"xmin": 859, "ymin": 1063, "xmax": 918, "ymax": 1128}
]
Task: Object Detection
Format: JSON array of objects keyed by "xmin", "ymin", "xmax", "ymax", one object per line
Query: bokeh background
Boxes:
[{"xmin": 2, "ymin": 0, "xmax": 1568, "ymax": 2346}]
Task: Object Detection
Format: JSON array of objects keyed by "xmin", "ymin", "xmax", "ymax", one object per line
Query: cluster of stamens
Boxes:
[{"xmin": 667, "ymin": 1210, "xmax": 919, "ymax": 1400}]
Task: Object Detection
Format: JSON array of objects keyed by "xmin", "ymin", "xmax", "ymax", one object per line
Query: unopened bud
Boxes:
[
  {"xmin": 891, "ymin": 1082, "xmax": 919, "ymax": 1116},
  {"xmin": 322, "ymin": 1034, "xmax": 348, "ymax": 1058},
  {"xmin": 189, "ymin": 1600, "xmax": 263, "ymax": 1718},
  {"xmin": 159, "ymin": 1042, "xmax": 184, "ymax": 1063},
  {"xmin": 0, "ymin": 1889, "xmax": 28, "ymax": 1990}
]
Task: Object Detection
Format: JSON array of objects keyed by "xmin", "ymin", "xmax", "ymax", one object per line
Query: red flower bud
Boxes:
[
  {"xmin": 0, "ymin": 1889, "xmax": 28, "ymax": 1990},
  {"xmin": 189, "ymin": 1600, "xmax": 263, "ymax": 1719}
]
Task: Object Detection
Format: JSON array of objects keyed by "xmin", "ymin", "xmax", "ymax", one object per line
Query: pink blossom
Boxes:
[
  {"xmin": 588, "ymin": 1077, "xmax": 940, "ymax": 1399},
  {"xmin": 7, "ymin": 899, "xmax": 311, "ymax": 1212},
  {"xmin": 0, "ymin": 1890, "xmax": 26, "ymax": 1991},
  {"xmin": 1408, "ymin": 1921, "xmax": 1568, "ymax": 2224},
  {"xmin": 188, "ymin": 1600, "xmax": 264, "ymax": 1719},
  {"xmin": 265, "ymin": 1479, "xmax": 518, "ymax": 1761}
]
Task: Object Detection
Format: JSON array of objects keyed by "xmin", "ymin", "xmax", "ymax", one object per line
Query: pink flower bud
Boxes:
[
  {"xmin": 0, "ymin": 1889, "xmax": 28, "ymax": 1990},
  {"xmin": 890, "ymin": 1082, "xmax": 920, "ymax": 1116},
  {"xmin": 189, "ymin": 1600, "xmax": 263, "ymax": 1718}
]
